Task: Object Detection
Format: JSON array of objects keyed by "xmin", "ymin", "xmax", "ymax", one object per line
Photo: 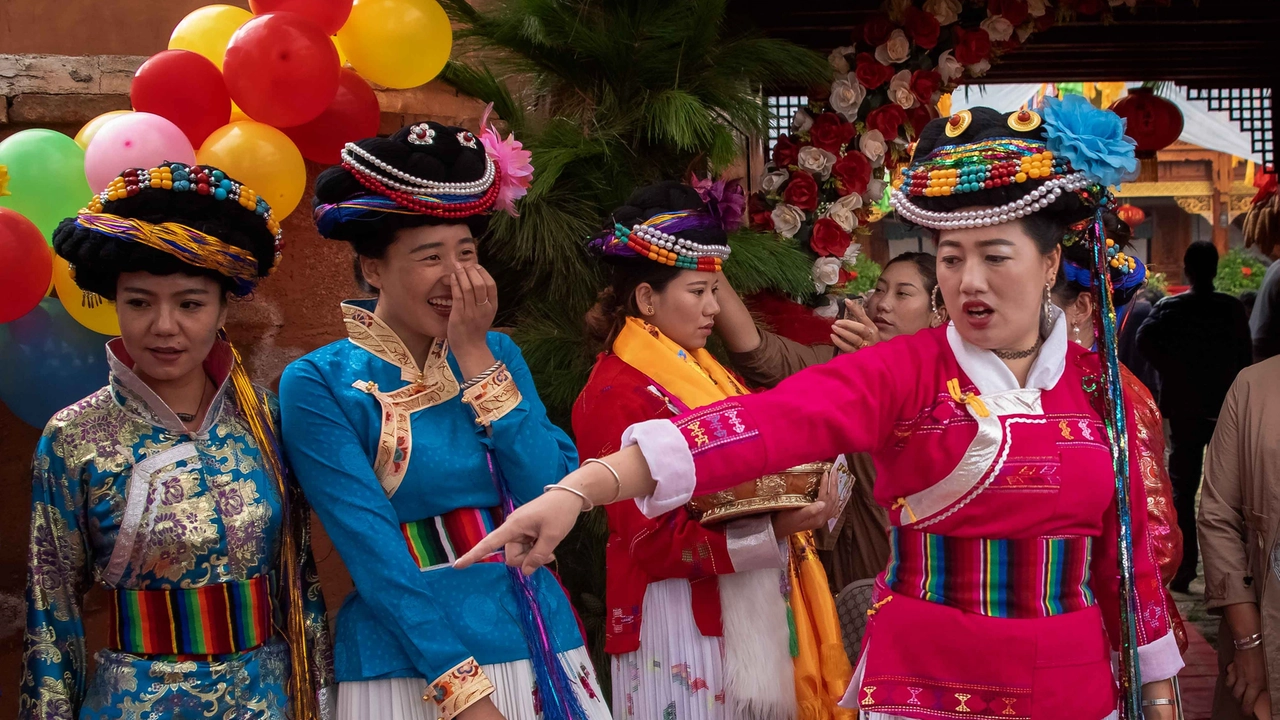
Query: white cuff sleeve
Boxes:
[
  {"xmin": 725, "ymin": 515, "xmax": 787, "ymax": 572},
  {"xmin": 1137, "ymin": 631, "xmax": 1184, "ymax": 683},
  {"xmin": 621, "ymin": 419, "xmax": 696, "ymax": 518}
]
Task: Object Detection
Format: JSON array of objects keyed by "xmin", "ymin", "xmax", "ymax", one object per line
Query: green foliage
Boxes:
[
  {"xmin": 833, "ymin": 253, "xmax": 883, "ymax": 297},
  {"xmin": 442, "ymin": 0, "xmax": 832, "ymax": 691},
  {"xmin": 1145, "ymin": 271, "xmax": 1169, "ymax": 297},
  {"xmin": 1214, "ymin": 248, "xmax": 1268, "ymax": 296}
]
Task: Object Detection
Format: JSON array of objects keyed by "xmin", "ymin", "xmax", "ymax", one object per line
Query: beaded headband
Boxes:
[
  {"xmin": 890, "ymin": 137, "xmax": 1094, "ymax": 230},
  {"xmin": 589, "ymin": 210, "xmax": 731, "ymax": 272},
  {"xmin": 337, "ymin": 142, "xmax": 502, "ymax": 219},
  {"xmin": 78, "ymin": 163, "xmax": 281, "ymax": 295}
]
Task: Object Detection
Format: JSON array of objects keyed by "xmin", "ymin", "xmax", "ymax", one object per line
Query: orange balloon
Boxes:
[
  {"xmin": 75, "ymin": 110, "xmax": 132, "ymax": 150},
  {"xmin": 198, "ymin": 121, "xmax": 306, "ymax": 218}
]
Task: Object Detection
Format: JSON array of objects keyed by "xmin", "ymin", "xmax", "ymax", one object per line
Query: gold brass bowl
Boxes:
[{"xmin": 688, "ymin": 462, "xmax": 829, "ymax": 525}]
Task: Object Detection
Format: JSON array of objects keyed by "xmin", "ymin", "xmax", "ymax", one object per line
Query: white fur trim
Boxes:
[
  {"xmin": 622, "ymin": 419, "xmax": 697, "ymax": 518},
  {"xmin": 720, "ymin": 568, "xmax": 798, "ymax": 719}
]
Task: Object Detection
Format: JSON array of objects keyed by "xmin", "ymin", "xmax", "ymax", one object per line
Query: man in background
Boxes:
[
  {"xmin": 1138, "ymin": 241, "xmax": 1253, "ymax": 592},
  {"xmin": 1251, "ymin": 258, "xmax": 1280, "ymax": 362}
]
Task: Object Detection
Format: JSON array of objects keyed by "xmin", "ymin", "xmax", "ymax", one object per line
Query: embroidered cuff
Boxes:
[
  {"xmin": 725, "ymin": 515, "xmax": 787, "ymax": 572},
  {"xmin": 461, "ymin": 364, "xmax": 522, "ymax": 427},
  {"xmin": 426, "ymin": 658, "xmax": 494, "ymax": 719},
  {"xmin": 622, "ymin": 419, "xmax": 697, "ymax": 518}
]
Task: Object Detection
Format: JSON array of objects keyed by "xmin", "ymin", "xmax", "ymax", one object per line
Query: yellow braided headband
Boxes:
[{"xmin": 73, "ymin": 212, "xmax": 264, "ymax": 295}]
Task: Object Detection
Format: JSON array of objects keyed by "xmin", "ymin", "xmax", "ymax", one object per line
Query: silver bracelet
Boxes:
[
  {"xmin": 543, "ymin": 483, "xmax": 593, "ymax": 512},
  {"xmin": 461, "ymin": 361, "xmax": 504, "ymax": 390},
  {"xmin": 1235, "ymin": 632, "xmax": 1264, "ymax": 650},
  {"xmin": 582, "ymin": 458, "xmax": 622, "ymax": 504},
  {"xmin": 1141, "ymin": 698, "xmax": 1175, "ymax": 707}
]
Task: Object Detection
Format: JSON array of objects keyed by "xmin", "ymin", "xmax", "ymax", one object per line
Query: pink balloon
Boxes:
[{"xmin": 83, "ymin": 112, "xmax": 197, "ymax": 192}]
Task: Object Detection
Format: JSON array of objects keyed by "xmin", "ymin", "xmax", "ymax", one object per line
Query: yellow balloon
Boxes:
[
  {"xmin": 332, "ymin": 36, "xmax": 348, "ymax": 68},
  {"xmin": 75, "ymin": 110, "xmax": 132, "ymax": 151},
  {"xmin": 229, "ymin": 103, "xmax": 250, "ymax": 123},
  {"xmin": 53, "ymin": 257, "xmax": 120, "ymax": 336},
  {"xmin": 46, "ymin": 246, "xmax": 55, "ymax": 297},
  {"xmin": 198, "ymin": 121, "xmax": 306, "ymax": 219},
  {"xmin": 169, "ymin": 4, "xmax": 254, "ymax": 70},
  {"xmin": 336, "ymin": 0, "xmax": 451, "ymax": 89}
]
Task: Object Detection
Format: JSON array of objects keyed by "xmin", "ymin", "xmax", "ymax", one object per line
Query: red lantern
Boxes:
[
  {"xmin": 1115, "ymin": 204, "xmax": 1147, "ymax": 228},
  {"xmin": 1109, "ymin": 88, "xmax": 1183, "ymax": 182}
]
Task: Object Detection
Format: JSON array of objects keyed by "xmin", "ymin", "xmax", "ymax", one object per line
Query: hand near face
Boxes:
[
  {"xmin": 447, "ymin": 265, "xmax": 499, "ymax": 356},
  {"xmin": 832, "ymin": 299, "xmax": 880, "ymax": 354}
]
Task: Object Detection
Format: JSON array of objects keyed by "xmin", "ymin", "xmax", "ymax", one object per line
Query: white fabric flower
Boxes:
[
  {"xmin": 923, "ymin": 0, "xmax": 962, "ymax": 25},
  {"xmin": 859, "ymin": 130, "xmax": 887, "ymax": 168},
  {"xmin": 771, "ymin": 203, "xmax": 805, "ymax": 238},
  {"xmin": 790, "ymin": 108, "xmax": 815, "ymax": 135},
  {"xmin": 842, "ymin": 242, "xmax": 863, "ymax": 266},
  {"xmin": 875, "ymin": 30, "xmax": 912, "ymax": 65},
  {"xmin": 1016, "ymin": 24, "xmax": 1035, "ymax": 43},
  {"xmin": 761, "ymin": 169, "xmax": 790, "ymax": 195},
  {"xmin": 812, "ymin": 257, "xmax": 842, "ymax": 293},
  {"xmin": 824, "ymin": 194, "xmax": 862, "ymax": 233},
  {"xmin": 888, "ymin": 69, "xmax": 917, "ymax": 110},
  {"xmin": 797, "ymin": 147, "xmax": 837, "ymax": 180},
  {"xmin": 829, "ymin": 73, "xmax": 866, "ymax": 122},
  {"xmin": 814, "ymin": 295, "xmax": 841, "ymax": 319},
  {"xmin": 1026, "ymin": 0, "xmax": 1048, "ymax": 16},
  {"xmin": 937, "ymin": 50, "xmax": 964, "ymax": 84},
  {"xmin": 828, "ymin": 46, "xmax": 855, "ymax": 74},
  {"xmin": 863, "ymin": 178, "xmax": 887, "ymax": 205},
  {"xmin": 981, "ymin": 15, "xmax": 1015, "ymax": 42},
  {"xmin": 968, "ymin": 59, "xmax": 992, "ymax": 77}
]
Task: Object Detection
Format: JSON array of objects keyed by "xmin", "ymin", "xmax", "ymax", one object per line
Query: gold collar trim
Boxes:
[{"xmin": 341, "ymin": 300, "xmax": 459, "ymax": 388}]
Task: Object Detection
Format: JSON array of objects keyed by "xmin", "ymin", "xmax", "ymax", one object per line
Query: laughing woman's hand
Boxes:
[{"xmin": 448, "ymin": 265, "xmax": 500, "ymax": 379}]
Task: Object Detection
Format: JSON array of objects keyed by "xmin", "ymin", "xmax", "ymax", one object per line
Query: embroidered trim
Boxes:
[
  {"xmin": 673, "ymin": 402, "xmax": 758, "ymax": 455},
  {"xmin": 109, "ymin": 576, "xmax": 274, "ymax": 655},
  {"xmin": 461, "ymin": 364, "xmax": 522, "ymax": 427},
  {"xmin": 859, "ymin": 673, "xmax": 1031, "ymax": 719},
  {"xmin": 427, "ymin": 658, "xmax": 494, "ymax": 719},
  {"xmin": 342, "ymin": 301, "xmax": 462, "ymax": 388},
  {"xmin": 352, "ymin": 378, "xmax": 459, "ymax": 497}
]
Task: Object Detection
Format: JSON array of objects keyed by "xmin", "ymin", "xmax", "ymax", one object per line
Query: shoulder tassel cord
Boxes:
[
  {"xmin": 226, "ymin": 335, "xmax": 320, "ymax": 720},
  {"xmin": 1087, "ymin": 206, "xmax": 1143, "ymax": 719},
  {"xmin": 487, "ymin": 453, "xmax": 590, "ymax": 720}
]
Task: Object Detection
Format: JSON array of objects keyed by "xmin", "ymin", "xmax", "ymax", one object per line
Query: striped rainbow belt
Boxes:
[
  {"xmin": 884, "ymin": 527, "xmax": 1095, "ymax": 619},
  {"xmin": 109, "ymin": 575, "xmax": 274, "ymax": 656},
  {"xmin": 402, "ymin": 507, "xmax": 503, "ymax": 571}
]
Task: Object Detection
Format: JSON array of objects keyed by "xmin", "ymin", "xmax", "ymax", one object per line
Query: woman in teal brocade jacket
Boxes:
[
  {"xmin": 22, "ymin": 164, "xmax": 333, "ymax": 720},
  {"xmin": 281, "ymin": 121, "xmax": 611, "ymax": 720}
]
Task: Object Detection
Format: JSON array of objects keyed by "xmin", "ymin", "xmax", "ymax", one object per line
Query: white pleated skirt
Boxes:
[
  {"xmin": 336, "ymin": 646, "xmax": 612, "ymax": 720},
  {"xmin": 611, "ymin": 578, "xmax": 732, "ymax": 720}
]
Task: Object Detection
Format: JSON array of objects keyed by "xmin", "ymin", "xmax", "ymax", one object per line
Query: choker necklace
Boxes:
[
  {"xmin": 992, "ymin": 339, "xmax": 1042, "ymax": 360},
  {"xmin": 176, "ymin": 380, "xmax": 211, "ymax": 424}
]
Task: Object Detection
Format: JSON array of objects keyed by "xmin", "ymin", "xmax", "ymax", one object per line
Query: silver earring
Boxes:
[
  {"xmin": 930, "ymin": 285, "xmax": 942, "ymax": 316},
  {"xmin": 1041, "ymin": 282, "xmax": 1053, "ymax": 335}
]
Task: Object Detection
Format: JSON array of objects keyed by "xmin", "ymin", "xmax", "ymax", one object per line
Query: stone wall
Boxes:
[{"xmin": 0, "ymin": 51, "xmax": 485, "ymax": 716}]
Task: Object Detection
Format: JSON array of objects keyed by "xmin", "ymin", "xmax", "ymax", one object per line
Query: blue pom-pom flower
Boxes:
[{"xmin": 1043, "ymin": 94, "xmax": 1138, "ymax": 189}]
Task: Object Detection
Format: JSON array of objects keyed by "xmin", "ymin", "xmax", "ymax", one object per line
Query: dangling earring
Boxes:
[
  {"xmin": 930, "ymin": 285, "xmax": 941, "ymax": 316},
  {"xmin": 1071, "ymin": 321, "xmax": 1081, "ymax": 345},
  {"xmin": 1041, "ymin": 281, "xmax": 1053, "ymax": 336}
]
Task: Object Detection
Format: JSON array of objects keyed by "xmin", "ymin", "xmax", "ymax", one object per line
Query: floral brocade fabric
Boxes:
[{"xmin": 20, "ymin": 342, "xmax": 334, "ymax": 720}]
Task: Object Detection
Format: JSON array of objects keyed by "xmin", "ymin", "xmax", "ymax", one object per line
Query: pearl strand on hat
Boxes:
[
  {"xmin": 340, "ymin": 143, "xmax": 496, "ymax": 195},
  {"xmin": 631, "ymin": 223, "xmax": 732, "ymax": 260},
  {"xmin": 890, "ymin": 172, "xmax": 1089, "ymax": 230}
]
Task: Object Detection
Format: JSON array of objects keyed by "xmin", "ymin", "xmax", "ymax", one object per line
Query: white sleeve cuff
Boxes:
[
  {"xmin": 725, "ymin": 515, "xmax": 787, "ymax": 572},
  {"xmin": 1138, "ymin": 631, "xmax": 1184, "ymax": 683},
  {"xmin": 621, "ymin": 419, "xmax": 696, "ymax": 518}
]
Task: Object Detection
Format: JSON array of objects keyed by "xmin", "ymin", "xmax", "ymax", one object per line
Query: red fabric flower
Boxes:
[
  {"xmin": 838, "ymin": 268, "xmax": 859, "ymax": 284},
  {"xmin": 865, "ymin": 104, "xmax": 909, "ymax": 142},
  {"xmin": 1072, "ymin": 0, "xmax": 1104, "ymax": 15},
  {"xmin": 903, "ymin": 7, "xmax": 941, "ymax": 50},
  {"xmin": 782, "ymin": 171, "xmax": 820, "ymax": 211},
  {"xmin": 862, "ymin": 13, "xmax": 895, "ymax": 47},
  {"xmin": 855, "ymin": 52, "xmax": 896, "ymax": 90},
  {"xmin": 908, "ymin": 104, "xmax": 936, "ymax": 138},
  {"xmin": 987, "ymin": 0, "xmax": 1029, "ymax": 25},
  {"xmin": 953, "ymin": 27, "xmax": 993, "ymax": 65},
  {"xmin": 772, "ymin": 134, "xmax": 800, "ymax": 168},
  {"xmin": 910, "ymin": 69, "xmax": 943, "ymax": 106},
  {"xmin": 748, "ymin": 194, "xmax": 774, "ymax": 230},
  {"xmin": 809, "ymin": 112, "xmax": 856, "ymax": 154},
  {"xmin": 1243, "ymin": 266, "xmax": 1254, "ymax": 277},
  {"xmin": 832, "ymin": 151, "xmax": 872, "ymax": 197},
  {"xmin": 811, "ymin": 218, "xmax": 853, "ymax": 258}
]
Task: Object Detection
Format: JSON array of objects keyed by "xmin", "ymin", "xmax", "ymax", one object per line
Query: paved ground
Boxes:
[{"xmin": 1173, "ymin": 568, "xmax": 1221, "ymax": 719}]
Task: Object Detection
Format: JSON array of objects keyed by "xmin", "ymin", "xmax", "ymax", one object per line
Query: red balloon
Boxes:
[
  {"xmin": 282, "ymin": 68, "xmax": 380, "ymax": 164},
  {"xmin": 131, "ymin": 50, "xmax": 232, "ymax": 148},
  {"xmin": 249, "ymin": 0, "xmax": 353, "ymax": 36},
  {"xmin": 223, "ymin": 12, "xmax": 341, "ymax": 128},
  {"xmin": 0, "ymin": 209, "xmax": 54, "ymax": 324}
]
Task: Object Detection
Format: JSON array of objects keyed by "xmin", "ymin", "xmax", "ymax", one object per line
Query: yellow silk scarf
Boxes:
[{"xmin": 611, "ymin": 316, "xmax": 853, "ymax": 719}]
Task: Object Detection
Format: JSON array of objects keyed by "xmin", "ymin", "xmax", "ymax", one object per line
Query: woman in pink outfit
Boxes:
[{"xmin": 460, "ymin": 102, "xmax": 1183, "ymax": 719}]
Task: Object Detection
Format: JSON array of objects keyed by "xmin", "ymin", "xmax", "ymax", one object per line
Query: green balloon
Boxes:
[{"xmin": 0, "ymin": 129, "xmax": 91, "ymax": 245}]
